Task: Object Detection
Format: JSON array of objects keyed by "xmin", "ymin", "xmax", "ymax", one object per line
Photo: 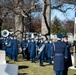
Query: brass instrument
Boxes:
[{"xmin": 1, "ymin": 30, "xmax": 9, "ymax": 37}]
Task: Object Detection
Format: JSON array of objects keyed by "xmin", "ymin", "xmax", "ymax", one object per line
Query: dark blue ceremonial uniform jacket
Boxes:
[
  {"xmin": 2, "ymin": 39, "xmax": 7, "ymax": 51},
  {"xmin": 45, "ymin": 43, "xmax": 53, "ymax": 57},
  {"xmin": 21, "ymin": 40, "xmax": 28, "ymax": 48},
  {"xmin": 38, "ymin": 42, "xmax": 45, "ymax": 59},
  {"xmin": 6, "ymin": 38, "xmax": 13, "ymax": 54},
  {"xmin": 51, "ymin": 40, "xmax": 68, "ymax": 71},
  {"xmin": 12, "ymin": 39, "xmax": 18, "ymax": 55},
  {"xmin": 0, "ymin": 39, "xmax": 2, "ymax": 49},
  {"xmin": 28, "ymin": 41, "xmax": 31, "ymax": 54},
  {"xmin": 30, "ymin": 41, "xmax": 36, "ymax": 58},
  {"xmin": 64, "ymin": 42, "xmax": 72, "ymax": 69}
]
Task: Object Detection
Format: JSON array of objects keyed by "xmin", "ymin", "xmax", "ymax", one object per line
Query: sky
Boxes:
[
  {"xmin": 32, "ymin": 0, "xmax": 75, "ymax": 22},
  {"xmin": 51, "ymin": 8, "xmax": 75, "ymax": 21}
]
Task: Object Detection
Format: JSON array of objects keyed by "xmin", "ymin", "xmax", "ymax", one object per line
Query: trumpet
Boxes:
[{"xmin": 1, "ymin": 30, "xmax": 9, "ymax": 37}]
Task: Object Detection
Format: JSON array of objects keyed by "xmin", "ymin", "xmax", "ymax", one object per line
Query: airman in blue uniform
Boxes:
[
  {"xmin": 63, "ymin": 35, "xmax": 72, "ymax": 75},
  {"xmin": 35, "ymin": 39, "xmax": 40, "ymax": 58},
  {"xmin": 30, "ymin": 38, "xmax": 36, "ymax": 63},
  {"xmin": 51, "ymin": 34, "xmax": 68, "ymax": 75},
  {"xmin": 21, "ymin": 37, "xmax": 28, "ymax": 59},
  {"xmin": 2, "ymin": 38, "xmax": 7, "ymax": 51},
  {"xmin": 6, "ymin": 36, "xmax": 13, "ymax": 59},
  {"xmin": 38, "ymin": 38, "xmax": 45, "ymax": 66},
  {"xmin": 27, "ymin": 39, "xmax": 31, "ymax": 58},
  {"xmin": 46, "ymin": 39, "xmax": 53, "ymax": 64},
  {"xmin": 12, "ymin": 36, "xmax": 18, "ymax": 61},
  {"xmin": 0, "ymin": 35, "xmax": 2, "ymax": 49},
  {"xmin": 44, "ymin": 40, "xmax": 49, "ymax": 62}
]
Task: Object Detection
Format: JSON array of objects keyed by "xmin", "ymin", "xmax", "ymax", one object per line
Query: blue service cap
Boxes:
[
  {"xmin": 56, "ymin": 33, "xmax": 63, "ymax": 38},
  {"xmin": 49, "ymin": 39, "xmax": 53, "ymax": 41},
  {"xmin": 8, "ymin": 34, "xmax": 13, "ymax": 37},
  {"xmin": 13, "ymin": 35, "xmax": 17, "ymax": 37},
  {"xmin": 27, "ymin": 38, "xmax": 31, "ymax": 40},
  {"xmin": 40, "ymin": 38, "xmax": 44, "ymax": 40},
  {"xmin": 63, "ymin": 35, "xmax": 68, "ymax": 38},
  {"xmin": 31, "ymin": 38, "xmax": 34, "ymax": 40}
]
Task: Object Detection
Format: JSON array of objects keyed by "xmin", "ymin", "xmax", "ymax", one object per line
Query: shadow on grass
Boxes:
[
  {"xmin": 19, "ymin": 65, "xmax": 29, "ymax": 69},
  {"xmin": 6, "ymin": 61, "xmax": 9, "ymax": 63},
  {"xmin": 18, "ymin": 73, "xmax": 28, "ymax": 75},
  {"xmin": 18, "ymin": 66, "xmax": 29, "ymax": 75}
]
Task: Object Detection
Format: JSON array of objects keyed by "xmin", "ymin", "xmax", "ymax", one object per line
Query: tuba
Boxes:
[{"xmin": 1, "ymin": 30, "xmax": 9, "ymax": 37}]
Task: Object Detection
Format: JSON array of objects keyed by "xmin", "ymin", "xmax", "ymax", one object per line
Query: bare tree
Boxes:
[
  {"xmin": 42, "ymin": 0, "xmax": 51, "ymax": 39},
  {"xmin": 64, "ymin": 20, "xmax": 74, "ymax": 34},
  {"xmin": 0, "ymin": 0, "xmax": 40, "ymax": 40},
  {"xmin": 41, "ymin": 0, "xmax": 76, "ymax": 39},
  {"xmin": 0, "ymin": 0, "xmax": 76, "ymax": 40}
]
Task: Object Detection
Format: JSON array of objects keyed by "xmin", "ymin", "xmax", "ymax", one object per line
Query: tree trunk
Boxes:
[
  {"xmin": 14, "ymin": 14, "xmax": 23, "ymax": 41},
  {"xmin": 41, "ymin": 0, "xmax": 51, "ymax": 39}
]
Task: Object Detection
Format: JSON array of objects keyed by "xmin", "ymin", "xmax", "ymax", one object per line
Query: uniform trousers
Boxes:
[
  {"xmin": 39, "ymin": 59, "xmax": 44, "ymax": 66},
  {"xmin": 12, "ymin": 54, "xmax": 17, "ymax": 61},
  {"xmin": 55, "ymin": 71, "xmax": 63, "ymax": 75},
  {"xmin": 31, "ymin": 57, "xmax": 35, "ymax": 62},
  {"xmin": 22, "ymin": 49, "xmax": 26, "ymax": 59},
  {"xmin": 48, "ymin": 57, "xmax": 52, "ymax": 64},
  {"xmin": 63, "ymin": 69, "xmax": 68, "ymax": 75}
]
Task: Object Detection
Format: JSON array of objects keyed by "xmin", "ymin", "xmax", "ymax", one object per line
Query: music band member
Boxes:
[
  {"xmin": 6, "ymin": 36, "xmax": 13, "ymax": 59},
  {"xmin": 30, "ymin": 38, "xmax": 36, "ymax": 63},
  {"xmin": 38, "ymin": 38, "xmax": 45, "ymax": 66},
  {"xmin": 45, "ymin": 39, "xmax": 53, "ymax": 64},
  {"xmin": 21, "ymin": 37, "xmax": 28, "ymax": 59}
]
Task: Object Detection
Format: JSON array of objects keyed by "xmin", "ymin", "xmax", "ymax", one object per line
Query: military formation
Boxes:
[
  {"xmin": 0, "ymin": 35, "xmax": 18, "ymax": 61},
  {"xmin": 0, "ymin": 33, "xmax": 73, "ymax": 75}
]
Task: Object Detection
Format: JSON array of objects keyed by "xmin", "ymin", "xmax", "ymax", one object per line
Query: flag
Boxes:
[
  {"xmin": 75, "ymin": 8, "xmax": 76, "ymax": 24},
  {"xmin": 74, "ymin": 8, "xmax": 76, "ymax": 40}
]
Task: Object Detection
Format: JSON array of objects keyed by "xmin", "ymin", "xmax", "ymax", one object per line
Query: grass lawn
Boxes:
[{"xmin": 6, "ymin": 54, "xmax": 76, "ymax": 75}]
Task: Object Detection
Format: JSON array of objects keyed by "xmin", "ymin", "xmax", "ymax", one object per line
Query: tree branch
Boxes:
[
  {"xmin": 58, "ymin": 7, "xmax": 74, "ymax": 13},
  {"xmin": 27, "ymin": 1, "xmax": 42, "ymax": 12},
  {"xmin": 63, "ymin": 0, "xmax": 76, "ymax": 5},
  {"xmin": 51, "ymin": 3, "xmax": 64, "ymax": 9}
]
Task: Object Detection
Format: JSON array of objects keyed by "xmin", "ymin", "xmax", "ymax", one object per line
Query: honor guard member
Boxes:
[
  {"xmin": 6, "ymin": 36, "xmax": 13, "ymax": 59},
  {"xmin": 30, "ymin": 38, "xmax": 36, "ymax": 63},
  {"xmin": 44, "ymin": 40, "xmax": 49, "ymax": 62},
  {"xmin": 9, "ymin": 36, "xmax": 14, "ymax": 59},
  {"xmin": 2, "ymin": 38, "xmax": 7, "ymax": 51},
  {"xmin": 12, "ymin": 36, "xmax": 18, "ymax": 61},
  {"xmin": 0, "ymin": 35, "xmax": 2, "ymax": 49},
  {"xmin": 46, "ymin": 39, "xmax": 53, "ymax": 64},
  {"xmin": 38, "ymin": 38, "xmax": 45, "ymax": 66},
  {"xmin": 63, "ymin": 35, "xmax": 72, "ymax": 75},
  {"xmin": 51, "ymin": 34, "xmax": 68, "ymax": 75},
  {"xmin": 35, "ymin": 38, "xmax": 40, "ymax": 58},
  {"xmin": 21, "ymin": 37, "xmax": 28, "ymax": 59},
  {"xmin": 25, "ymin": 38, "xmax": 30, "ymax": 60},
  {"xmin": 27, "ymin": 38, "xmax": 31, "ymax": 60}
]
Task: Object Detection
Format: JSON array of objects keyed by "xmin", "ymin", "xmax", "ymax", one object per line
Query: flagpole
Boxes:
[
  {"xmin": 74, "ymin": 8, "xmax": 76, "ymax": 67},
  {"xmin": 69, "ymin": 8, "xmax": 76, "ymax": 69}
]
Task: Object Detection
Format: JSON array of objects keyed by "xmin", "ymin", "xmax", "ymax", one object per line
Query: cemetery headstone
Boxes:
[
  {"xmin": 0, "ymin": 64, "xmax": 18, "ymax": 75},
  {"xmin": 0, "ymin": 50, "xmax": 6, "ymax": 64}
]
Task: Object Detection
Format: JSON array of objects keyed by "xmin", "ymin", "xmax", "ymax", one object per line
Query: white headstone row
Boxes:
[{"xmin": 0, "ymin": 50, "xmax": 6, "ymax": 64}]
